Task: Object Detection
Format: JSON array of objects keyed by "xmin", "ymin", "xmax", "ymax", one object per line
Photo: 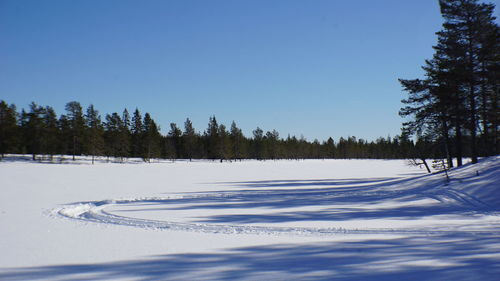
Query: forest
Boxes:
[{"xmin": 0, "ymin": 100, "xmax": 419, "ymax": 162}]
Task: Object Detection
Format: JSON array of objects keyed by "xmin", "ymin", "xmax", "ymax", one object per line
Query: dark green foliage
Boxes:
[
  {"xmin": 3, "ymin": 99, "xmax": 491, "ymax": 162},
  {"xmin": 85, "ymin": 105, "xmax": 105, "ymax": 164},
  {"xmin": 142, "ymin": 113, "xmax": 161, "ymax": 162},
  {"xmin": 65, "ymin": 101, "xmax": 85, "ymax": 161},
  {"xmin": 400, "ymin": 0, "xmax": 499, "ymax": 166},
  {"xmin": 182, "ymin": 118, "xmax": 197, "ymax": 160},
  {"xmin": 0, "ymin": 101, "xmax": 19, "ymax": 158},
  {"xmin": 166, "ymin": 123, "xmax": 182, "ymax": 160}
]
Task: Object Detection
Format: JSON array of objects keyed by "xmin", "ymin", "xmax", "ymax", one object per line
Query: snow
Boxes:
[{"xmin": 1, "ymin": 157, "xmax": 499, "ymax": 280}]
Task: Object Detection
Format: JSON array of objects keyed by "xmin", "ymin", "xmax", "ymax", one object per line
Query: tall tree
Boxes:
[
  {"xmin": 142, "ymin": 113, "xmax": 161, "ymax": 161},
  {"xmin": 65, "ymin": 101, "xmax": 85, "ymax": 160},
  {"xmin": 0, "ymin": 101, "xmax": 18, "ymax": 158},
  {"xmin": 229, "ymin": 121, "xmax": 246, "ymax": 160},
  {"xmin": 167, "ymin": 123, "xmax": 182, "ymax": 159},
  {"xmin": 22, "ymin": 103, "xmax": 44, "ymax": 160},
  {"xmin": 131, "ymin": 108, "xmax": 143, "ymax": 157},
  {"xmin": 400, "ymin": 0, "xmax": 499, "ymax": 165},
  {"xmin": 205, "ymin": 116, "xmax": 220, "ymax": 159},
  {"xmin": 41, "ymin": 106, "xmax": 59, "ymax": 160},
  {"xmin": 182, "ymin": 118, "xmax": 197, "ymax": 160},
  {"xmin": 85, "ymin": 105, "xmax": 105, "ymax": 164}
]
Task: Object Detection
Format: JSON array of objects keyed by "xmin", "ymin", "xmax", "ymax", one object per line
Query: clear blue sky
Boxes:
[{"xmin": 1, "ymin": 0, "xmax": 497, "ymax": 141}]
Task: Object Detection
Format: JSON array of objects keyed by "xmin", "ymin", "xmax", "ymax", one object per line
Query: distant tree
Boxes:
[
  {"xmin": 229, "ymin": 121, "xmax": 246, "ymax": 160},
  {"xmin": 0, "ymin": 101, "xmax": 18, "ymax": 158},
  {"xmin": 325, "ymin": 137, "xmax": 335, "ymax": 158},
  {"xmin": 104, "ymin": 113, "xmax": 122, "ymax": 160},
  {"xmin": 167, "ymin": 123, "xmax": 182, "ymax": 160},
  {"xmin": 131, "ymin": 108, "xmax": 143, "ymax": 157},
  {"xmin": 21, "ymin": 102, "xmax": 44, "ymax": 160},
  {"xmin": 118, "ymin": 109, "xmax": 131, "ymax": 159},
  {"xmin": 85, "ymin": 105, "xmax": 105, "ymax": 164},
  {"xmin": 205, "ymin": 116, "xmax": 220, "ymax": 159},
  {"xmin": 65, "ymin": 101, "xmax": 85, "ymax": 161},
  {"xmin": 265, "ymin": 130, "xmax": 280, "ymax": 159},
  {"xmin": 218, "ymin": 124, "xmax": 231, "ymax": 160},
  {"xmin": 41, "ymin": 106, "xmax": 59, "ymax": 160},
  {"xmin": 182, "ymin": 118, "xmax": 197, "ymax": 161},
  {"xmin": 142, "ymin": 113, "xmax": 161, "ymax": 161},
  {"xmin": 252, "ymin": 127, "xmax": 264, "ymax": 159}
]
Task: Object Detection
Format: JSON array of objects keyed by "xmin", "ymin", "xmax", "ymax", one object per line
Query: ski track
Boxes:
[{"xmin": 54, "ymin": 176, "xmax": 500, "ymax": 237}]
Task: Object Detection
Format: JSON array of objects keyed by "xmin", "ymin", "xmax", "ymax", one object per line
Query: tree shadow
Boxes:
[{"xmin": 2, "ymin": 234, "xmax": 499, "ymax": 280}]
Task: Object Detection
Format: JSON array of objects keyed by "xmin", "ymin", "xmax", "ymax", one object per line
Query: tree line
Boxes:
[
  {"xmin": 2, "ymin": 100, "xmax": 422, "ymax": 162},
  {"xmin": 399, "ymin": 0, "xmax": 499, "ymax": 168}
]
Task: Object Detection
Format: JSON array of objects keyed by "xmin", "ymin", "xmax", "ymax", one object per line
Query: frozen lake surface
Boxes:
[{"xmin": 1, "ymin": 157, "xmax": 499, "ymax": 280}]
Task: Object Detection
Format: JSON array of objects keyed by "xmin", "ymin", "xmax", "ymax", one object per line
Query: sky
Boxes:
[{"xmin": 1, "ymin": 0, "xmax": 498, "ymax": 141}]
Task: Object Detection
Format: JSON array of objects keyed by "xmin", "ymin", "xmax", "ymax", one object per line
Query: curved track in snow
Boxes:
[
  {"xmin": 55, "ymin": 189, "xmax": 500, "ymax": 237},
  {"xmin": 54, "ymin": 158, "xmax": 500, "ymax": 237}
]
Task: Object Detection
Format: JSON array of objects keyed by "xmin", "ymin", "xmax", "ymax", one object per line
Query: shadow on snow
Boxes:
[{"xmin": 1, "ymin": 234, "xmax": 499, "ymax": 280}]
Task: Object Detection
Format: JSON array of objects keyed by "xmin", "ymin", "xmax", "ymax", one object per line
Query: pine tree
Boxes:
[
  {"xmin": 65, "ymin": 101, "xmax": 85, "ymax": 161},
  {"xmin": 167, "ymin": 123, "xmax": 182, "ymax": 160},
  {"xmin": 22, "ymin": 102, "xmax": 44, "ymax": 160},
  {"xmin": 104, "ymin": 113, "xmax": 122, "ymax": 160},
  {"xmin": 252, "ymin": 127, "xmax": 264, "ymax": 159},
  {"xmin": 85, "ymin": 105, "xmax": 105, "ymax": 164},
  {"xmin": 0, "ymin": 101, "xmax": 18, "ymax": 158},
  {"xmin": 400, "ymin": 0, "xmax": 499, "ymax": 165},
  {"xmin": 41, "ymin": 106, "xmax": 59, "ymax": 160}
]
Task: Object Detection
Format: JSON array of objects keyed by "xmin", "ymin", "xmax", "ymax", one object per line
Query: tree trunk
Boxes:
[
  {"xmin": 421, "ymin": 158, "xmax": 431, "ymax": 173},
  {"xmin": 455, "ymin": 123, "xmax": 463, "ymax": 167}
]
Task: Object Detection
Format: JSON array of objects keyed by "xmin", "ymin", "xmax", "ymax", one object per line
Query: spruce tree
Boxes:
[
  {"xmin": 182, "ymin": 118, "xmax": 197, "ymax": 160},
  {"xmin": 229, "ymin": 121, "xmax": 246, "ymax": 160},
  {"xmin": 131, "ymin": 108, "xmax": 143, "ymax": 157},
  {"xmin": 205, "ymin": 116, "xmax": 220, "ymax": 159}
]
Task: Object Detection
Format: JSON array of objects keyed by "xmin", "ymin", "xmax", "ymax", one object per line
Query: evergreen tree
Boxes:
[
  {"xmin": 438, "ymin": 0, "xmax": 498, "ymax": 163},
  {"xmin": 229, "ymin": 121, "xmax": 246, "ymax": 160},
  {"xmin": 252, "ymin": 127, "xmax": 264, "ymax": 159},
  {"xmin": 85, "ymin": 105, "xmax": 105, "ymax": 164},
  {"xmin": 205, "ymin": 116, "xmax": 220, "ymax": 159},
  {"xmin": 182, "ymin": 118, "xmax": 197, "ymax": 160},
  {"xmin": 41, "ymin": 106, "xmax": 59, "ymax": 160},
  {"xmin": 131, "ymin": 108, "xmax": 143, "ymax": 157},
  {"xmin": 65, "ymin": 101, "xmax": 85, "ymax": 160},
  {"xmin": 218, "ymin": 124, "xmax": 231, "ymax": 160},
  {"xmin": 167, "ymin": 123, "xmax": 182, "ymax": 159},
  {"xmin": 399, "ymin": 0, "xmax": 499, "ymax": 165},
  {"xmin": 0, "ymin": 101, "xmax": 18, "ymax": 158},
  {"xmin": 118, "ymin": 109, "xmax": 131, "ymax": 160},
  {"xmin": 142, "ymin": 113, "xmax": 161, "ymax": 161},
  {"xmin": 104, "ymin": 113, "xmax": 122, "ymax": 160},
  {"xmin": 22, "ymin": 103, "xmax": 44, "ymax": 160}
]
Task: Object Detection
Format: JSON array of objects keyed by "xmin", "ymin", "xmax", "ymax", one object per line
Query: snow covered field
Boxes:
[{"xmin": 1, "ymin": 157, "xmax": 499, "ymax": 280}]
